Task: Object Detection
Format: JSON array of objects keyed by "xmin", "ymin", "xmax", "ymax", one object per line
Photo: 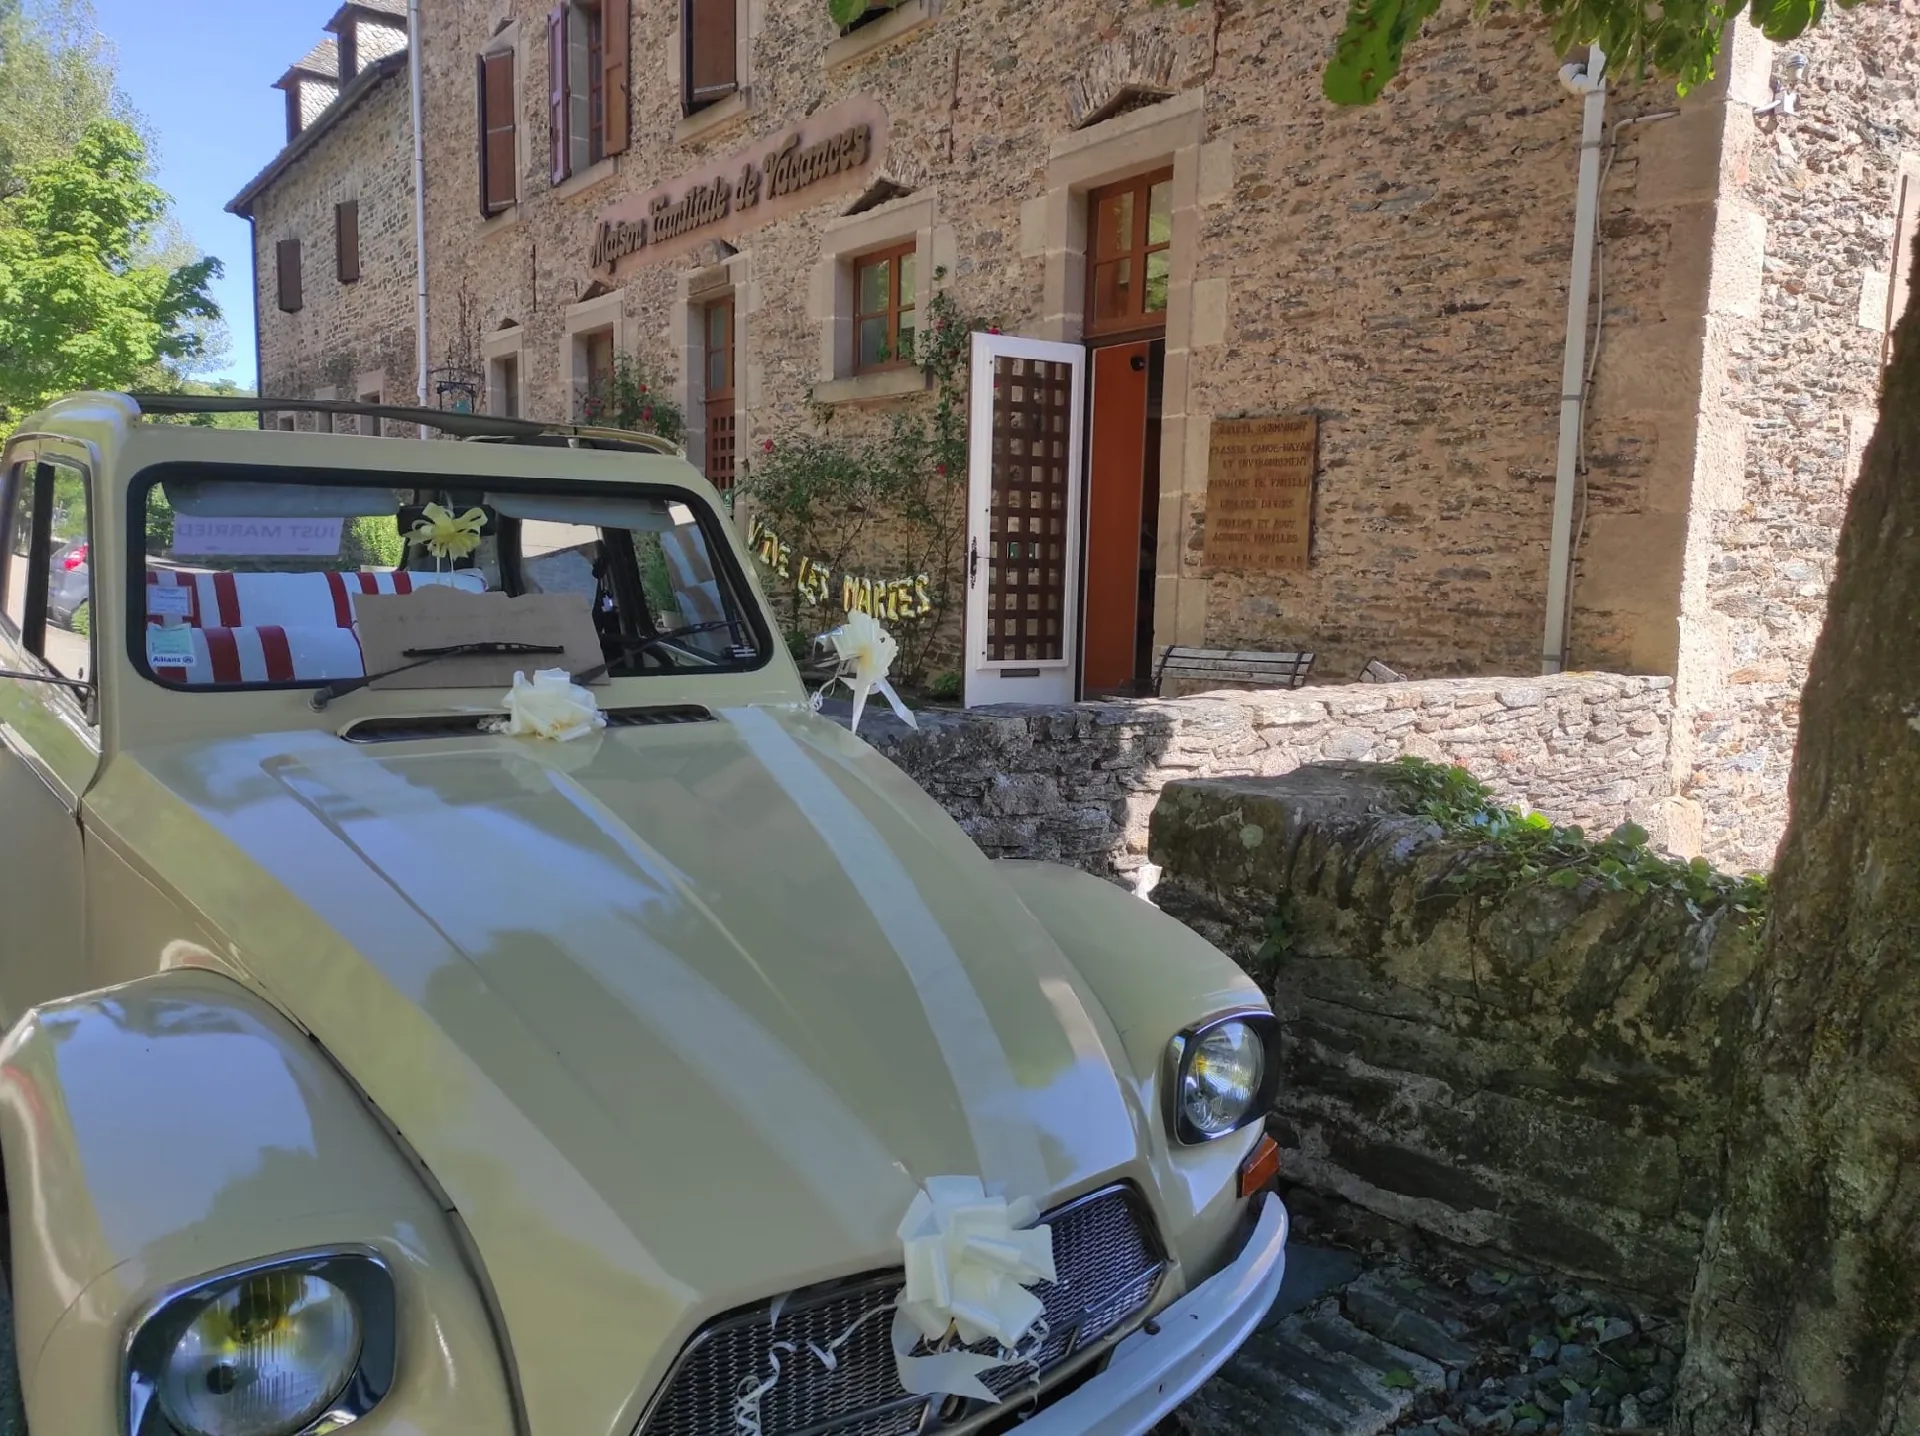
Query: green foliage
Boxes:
[
  {"xmin": 925, "ymin": 669, "xmax": 962, "ymax": 702},
  {"xmin": 0, "ymin": 0, "xmax": 125, "ymax": 197},
  {"xmin": 1385, "ymin": 755, "xmax": 1768, "ymax": 920},
  {"xmin": 0, "ymin": 119, "xmax": 223, "ymax": 423},
  {"xmin": 827, "ymin": 0, "xmax": 871, "ymax": 26},
  {"xmin": 342, "ymin": 516, "xmax": 404, "ymax": 570},
  {"xmin": 69, "ymin": 598, "xmax": 87, "ymax": 637},
  {"xmin": 740, "ymin": 281, "xmax": 980, "ymax": 687},
  {"xmin": 578, "ymin": 351, "xmax": 685, "ymax": 446},
  {"xmin": 1161, "ymin": 0, "xmax": 1848, "ymax": 106}
]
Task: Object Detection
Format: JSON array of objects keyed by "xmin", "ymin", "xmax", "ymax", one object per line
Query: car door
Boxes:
[{"xmin": 0, "ymin": 451, "xmax": 99, "ymax": 1030}]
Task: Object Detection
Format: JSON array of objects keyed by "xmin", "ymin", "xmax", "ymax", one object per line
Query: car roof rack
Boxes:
[{"xmin": 125, "ymin": 394, "xmax": 681, "ymax": 455}]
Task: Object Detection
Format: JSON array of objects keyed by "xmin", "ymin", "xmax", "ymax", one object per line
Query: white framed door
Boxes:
[{"xmin": 964, "ymin": 332, "xmax": 1087, "ymax": 707}]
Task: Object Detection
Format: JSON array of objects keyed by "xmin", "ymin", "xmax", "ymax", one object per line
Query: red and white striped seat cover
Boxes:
[
  {"xmin": 145, "ymin": 568, "xmax": 487, "ymax": 630},
  {"xmin": 151, "ymin": 626, "xmax": 369, "ymax": 686}
]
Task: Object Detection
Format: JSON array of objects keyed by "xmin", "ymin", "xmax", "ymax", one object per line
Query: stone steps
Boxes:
[{"xmin": 1165, "ymin": 1245, "xmax": 1453, "ymax": 1436}]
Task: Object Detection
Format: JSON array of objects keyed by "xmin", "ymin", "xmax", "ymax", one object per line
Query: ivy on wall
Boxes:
[{"xmin": 739, "ymin": 276, "xmax": 987, "ymax": 691}]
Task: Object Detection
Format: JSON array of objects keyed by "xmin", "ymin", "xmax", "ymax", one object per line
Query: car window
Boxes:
[
  {"xmin": 2, "ymin": 458, "xmax": 93, "ymax": 683},
  {"xmin": 134, "ymin": 468, "xmax": 764, "ymax": 690}
]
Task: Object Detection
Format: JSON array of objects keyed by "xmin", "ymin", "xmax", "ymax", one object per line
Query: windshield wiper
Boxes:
[
  {"xmin": 309, "ymin": 641, "xmax": 565, "ymax": 711},
  {"xmin": 569, "ymin": 620, "xmax": 743, "ymax": 685},
  {"xmin": 0, "ymin": 668, "xmax": 94, "ymax": 698}
]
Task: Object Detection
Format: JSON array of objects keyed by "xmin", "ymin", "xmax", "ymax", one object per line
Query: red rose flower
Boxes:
[{"xmin": 762, "ymin": 438, "xmax": 775, "ymax": 453}]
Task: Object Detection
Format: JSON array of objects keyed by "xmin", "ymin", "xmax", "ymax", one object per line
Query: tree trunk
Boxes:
[{"xmin": 1675, "ymin": 242, "xmax": 1920, "ymax": 1432}]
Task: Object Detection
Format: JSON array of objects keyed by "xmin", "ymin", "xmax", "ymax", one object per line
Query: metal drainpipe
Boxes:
[
  {"xmin": 1541, "ymin": 44, "xmax": 1608, "ymax": 675},
  {"xmin": 408, "ymin": 0, "xmax": 431, "ymax": 439}
]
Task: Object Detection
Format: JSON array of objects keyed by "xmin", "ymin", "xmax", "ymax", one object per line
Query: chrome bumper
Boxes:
[{"xmin": 1013, "ymin": 1191, "xmax": 1290, "ymax": 1435}]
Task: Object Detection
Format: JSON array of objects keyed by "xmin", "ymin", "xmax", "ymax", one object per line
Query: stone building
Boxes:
[
  {"xmin": 228, "ymin": 0, "xmax": 418, "ymax": 435},
  {"xmin": 230, "ymin": 0, "xmax": 1920, "ymax": 870}
]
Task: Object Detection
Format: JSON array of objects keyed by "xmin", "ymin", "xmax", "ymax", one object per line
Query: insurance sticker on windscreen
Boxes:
[
  {"xmin": 171, "ymin": 516, "xmax": 344, "ymax": 557},
  {"xmin": 146, "ymin": 584, "xmax": 193, "ymax": 618},
  {"xmin": 146, "ymin": 625, "xmax": 197, "ymax": 669}
]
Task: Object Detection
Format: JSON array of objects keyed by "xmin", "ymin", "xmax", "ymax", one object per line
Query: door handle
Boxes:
[{"xmin": 969, "ymin": 537, "xmax": 979, "ymax": 589}]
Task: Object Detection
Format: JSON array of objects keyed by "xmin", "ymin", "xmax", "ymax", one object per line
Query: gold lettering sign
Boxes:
[
  {"xmin": 1201, "ymin": 415, "xmax": 1318, "ymax": 573},
  {"xmin": 590, "ymin": 96, "xmax": 888, "ymax": 275}
]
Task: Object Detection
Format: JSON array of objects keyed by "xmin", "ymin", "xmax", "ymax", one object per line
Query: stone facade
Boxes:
[
  {"xmin": 1147, "ymin": 763, "xmax": 1765, "ymax": 1301},
  {"xmin": 228, "ymin": 0, "xmax": 1920, "ymax": 869},
  {"xmin": 230, "ymin": 55, "xmax": 420, "ymax": 435},
  {"xmin": 402, "ymin": 0, "xmax": 1739, "ymax": 679},
  {"xmin": 843, "ymin": 671, "xmax": 1678, "ymax": 880},
  {"xmin": 1671, "ymin": 8, "xmax": 1920, "ymax": 872}
]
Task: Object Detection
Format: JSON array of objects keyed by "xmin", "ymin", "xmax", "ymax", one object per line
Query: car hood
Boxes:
[{"xmin": 107, "ymin": 703, "xmax": 1151, "ymax": 1436}]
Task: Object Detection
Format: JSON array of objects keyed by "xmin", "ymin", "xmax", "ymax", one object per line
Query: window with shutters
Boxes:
[
  {"xmin": 335, "ymin": 201, "xmax": 360, "ymax": 284},
  {"xmin": 478, "ymin": 47, "xmax": 518, "ymax": 215},
  {"xmin": 682, "ymin": 0, "xmax": 737, "ymax": 116},
  {"xmin": 852, "ymin": 242, "xmax": 915, "ymax": 373},
  {"xmin": 549, "ymin": 1, "xmax": 629, "ymax": 184},
  {"xmin": 275, "ymin": 239, "xmax": 303, "ymax": 313}
]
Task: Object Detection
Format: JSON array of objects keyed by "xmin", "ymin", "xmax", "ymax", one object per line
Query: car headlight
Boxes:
[
  {"xmin": 126, "ymin": 1249, "xmax": 395, "ymax": 1436},
  {"xmin": 1164, "ymin": 1012, "xmax": 1279, "ymax": 1145}
]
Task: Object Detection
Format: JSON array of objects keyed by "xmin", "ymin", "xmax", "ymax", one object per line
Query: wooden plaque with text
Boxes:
[{"xmin": 1201, "ymin": 415, "xmax": 1318, "ymax": 572}]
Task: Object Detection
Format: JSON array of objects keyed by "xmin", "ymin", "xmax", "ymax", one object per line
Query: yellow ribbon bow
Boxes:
[{"xmin": 407, "ymin": 504, "xmax": 485, "ymax": 563}]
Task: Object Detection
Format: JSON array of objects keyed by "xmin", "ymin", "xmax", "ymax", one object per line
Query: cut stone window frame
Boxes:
[
  {"xmin": 810, "ymin": 190, "xmax": 954, "ymax": 406},
  {"xmin": 563, "ymin": 289, "xmax": 628, "ymax": 421},
  {"xmin": 549, "ymin": 0, "xmax": 630, "ymax": 185},
  {"xmin": 356, "ymin": 370, "xmax": 386, "ymax": 437},
  {"xmin": 483, "ymin": 323, "xmax": 527, "ymax": 418},
  {"xmin": 674, "ymin": 249, "xmax": 753, "ymax": 486},
  {"xmin": 312, "ymin": 385, "xmax": 339, "ymax": 434},
  {"xmin": 824, "ymin": 0, "xmax": 938, "ymax": 70}
]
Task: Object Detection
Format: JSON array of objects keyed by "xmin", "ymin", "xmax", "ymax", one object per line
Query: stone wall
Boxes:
[
  {"xmin": 1673, "ymin": 6, "xmax": 1920, "ymax": 872},
  {"xmin": 1146, "ymin": 762, "xmax": 1764, "ymax": 1302},
  {"xmin": 847, "ymin": 671, "xmax": 1677, "ymax": 880},
  {"xmin": 246, "ymin": 62, "xmax": 420, "ymax": 429}
]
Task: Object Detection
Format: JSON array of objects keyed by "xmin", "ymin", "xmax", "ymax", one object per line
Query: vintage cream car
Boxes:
[{"xmin": 0, "ymin": 392, "xmax": 1288, "ymax": 1436}]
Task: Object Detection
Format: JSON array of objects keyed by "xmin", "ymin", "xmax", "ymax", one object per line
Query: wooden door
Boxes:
[
  {"xmin": 964, "ymin": 333, "xmax": 1085, "ymax": 707},
  {"xmin": 1081, "ymin": 341, "xmax": 1151, "ymax": 693}
]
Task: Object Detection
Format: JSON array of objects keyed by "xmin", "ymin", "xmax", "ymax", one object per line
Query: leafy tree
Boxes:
[
  {"xmin": 1207, "ymin": 0, "xmax": 1855, "ymax": 104},
  {"xmin": 0, "ymin": 119, "xmax": 222, "ymax": 423},
  {"xmin": 0, "ymin": 0, "xmax": 128, "ymax": 197}
]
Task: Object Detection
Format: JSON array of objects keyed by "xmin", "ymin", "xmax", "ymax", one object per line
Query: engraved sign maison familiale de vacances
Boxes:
[
  {"xmin": 589, "ymin": 96, "xmax": 890, "ymax": 276},
  {"xmin": 1201, "ymin": 415, "xmax": 1319, "ymax": 572}
]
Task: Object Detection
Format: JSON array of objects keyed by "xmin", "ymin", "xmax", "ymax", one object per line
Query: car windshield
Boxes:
[{"xmin": 133, "ymin": 468, "xmax": 765, "ymax": 691}]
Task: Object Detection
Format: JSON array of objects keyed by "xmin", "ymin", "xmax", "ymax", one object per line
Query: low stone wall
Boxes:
[
  {"xmin": 844, "ymin": 672, "xmax": 1677, "ymax": 881},
  {"xmin": 1146, "ymin": 762, "xmax": 1763, "ymax": 1302}
]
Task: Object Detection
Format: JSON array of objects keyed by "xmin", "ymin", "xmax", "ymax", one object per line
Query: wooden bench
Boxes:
[{"xmin": 1152, "ymin": 646, "xmax": 1316, "ymax": 696}]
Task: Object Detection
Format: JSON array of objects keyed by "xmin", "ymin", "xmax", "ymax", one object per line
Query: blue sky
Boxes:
[{"xmin": 95, "ymin": 0, "xmax": 347, "ymax": 389}]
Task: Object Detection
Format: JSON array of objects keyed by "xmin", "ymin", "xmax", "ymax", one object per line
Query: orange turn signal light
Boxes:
[{"xmin": 1237, "ymin": 1131, "xmax": 1281, "ymax": 1198}]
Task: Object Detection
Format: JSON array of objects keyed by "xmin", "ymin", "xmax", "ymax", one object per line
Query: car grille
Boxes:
[{"xmin": 636, "ymin": 1185, "xmax": 1166, "ymax": 1436}]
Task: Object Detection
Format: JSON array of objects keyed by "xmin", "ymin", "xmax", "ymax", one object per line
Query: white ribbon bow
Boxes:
[
  {"xmin": 811, "ymin": 610, "xmax": 917, "ymax": 735},
  {"xmin": 891, "ymin": 1175, "xmax": 1056, "ymax": 1401},
  {"xmin": 485, "ymin": 668, "xmax": 606, "ymax": 742}
]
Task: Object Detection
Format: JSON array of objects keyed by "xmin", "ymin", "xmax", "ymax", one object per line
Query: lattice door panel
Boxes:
[
  {"xmin": 965, "ymin": 332, "xmax": 1086, "ymax": 707},
  {"xmin": 706, "ymin": 406, "xmax": 736, "ymax": 491},
  {"xmin": 986, "ymin": 356, "xmax": 1075, "ymax": 663}
]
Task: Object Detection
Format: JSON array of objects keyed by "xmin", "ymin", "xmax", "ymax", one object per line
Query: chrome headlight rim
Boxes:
[
  {"xmin": 123, "ymin": 1245, "xmax": 395, "ymax": 1436},
  {"xmin": 1162, "ymin": 1009, "xmax": 1281, "ymax": 1147}
]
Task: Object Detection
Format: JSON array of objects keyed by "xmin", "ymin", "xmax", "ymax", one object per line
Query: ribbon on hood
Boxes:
[
  {"xmin": 810, "ymin": 610, "xmax": 917, "ymax": 735},
  {"xmin": 485, "ymin": 669, "xmax": 606, "ymax": 742}
]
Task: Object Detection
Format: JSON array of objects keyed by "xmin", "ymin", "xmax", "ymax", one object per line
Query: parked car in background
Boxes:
[
  {"xmin": 45, "ymin": 537, "xmax": 87, "ymax": 628},
  {"xmin": 0, "ymin": 391, "xmax": 1289, "ymax": 1436}
]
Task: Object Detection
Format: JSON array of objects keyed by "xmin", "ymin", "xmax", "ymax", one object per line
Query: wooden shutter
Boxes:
[
  {"xmin": 548, "ymin": 6, "xmax": 570, "ymax": 184},
  {"xmin": 276, "ymin": 239, "xmax": 303, "ymax": 313},
  {"xmin": 335, "ymin": 201, "xmax": 360, "ymax": 283},
  {"xmin": 480, "ymin": 49, "xmax": 518, "ymax": 213},
  {"xmin": 602, "ymin": 0, "xmax": 630, "ymax": 156},
  {"xmin": 684, "ymin": 0, "xmax": 736, "ymax": 111}
]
